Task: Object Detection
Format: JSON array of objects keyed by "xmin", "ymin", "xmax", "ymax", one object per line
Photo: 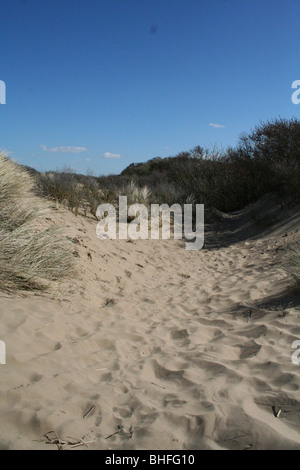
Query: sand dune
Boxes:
[{"xmin": 0, "ymin": 196, "xmax": 300, "ymax": 450}]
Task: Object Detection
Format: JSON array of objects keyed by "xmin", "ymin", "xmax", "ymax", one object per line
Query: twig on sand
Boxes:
[
  {"xmin": 105, "ymin": 425, "xmax": 134, "ymax": 440},
  {"xmin": 272, "ymin": 406, "xmax": 282, "ymax": 418},
  {"xmin": 105, "ymin": 425, "xmax": 124, "ymax": 440},
  {"xmin": 151, "ymin": 382, "xmax": 166, "ymax": 390},
  {"xmin": 66, "ymin": 436, "xmax": 96, "ymax": 449},
  {"xmin": 42, "ymin": 431, "xmax": 95, "ymax": 450},
  {"xmin": 83, "ymin": 405, "xmax": 95, "ymax": 419},
  {"xmin": 224, "ymin": 434, "xmax": 247, "ymax": 441},
  {"xmin": 127, "ymin": 425, "xmax": 134, "ymax": 439},
  {"xmin": 255, "ymin": 396, "xmax": 285, "ymax": 418}
]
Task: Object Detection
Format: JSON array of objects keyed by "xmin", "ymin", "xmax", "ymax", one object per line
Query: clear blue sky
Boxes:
[{"xmin": 0, "ymin": 0, "xmax": 299, "ymax": 175}]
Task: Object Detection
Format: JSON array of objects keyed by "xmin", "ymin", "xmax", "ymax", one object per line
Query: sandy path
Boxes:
[{"xmin": 0, "ymin": 198, "xmax": 300, "ymax": 450}]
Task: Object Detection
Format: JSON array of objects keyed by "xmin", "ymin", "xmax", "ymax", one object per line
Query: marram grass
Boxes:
[{"xmin": 0, "ymin": 152, "xmax": 74, "ymax": 292}]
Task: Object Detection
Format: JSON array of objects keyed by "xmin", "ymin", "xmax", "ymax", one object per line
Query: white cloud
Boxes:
[
  {"xmin": 41, "ymin": 145, "xmax": 88, "ymax": 153},
  {"xmin": 103, "ymin": 152, "xmax": 121, "ymax": 159},
  {"xmin": 209, "ymin": 123, "xmax": 226, "ymax": 128}
]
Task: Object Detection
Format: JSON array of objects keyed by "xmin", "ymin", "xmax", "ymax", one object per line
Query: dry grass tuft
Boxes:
[
  {"xmin": 124, "ymin": 181, "xmax": 151, "ymax": 206},
  {"xmin": 0, "ymin": 153, "xmax": 74, "ymax": 292}
]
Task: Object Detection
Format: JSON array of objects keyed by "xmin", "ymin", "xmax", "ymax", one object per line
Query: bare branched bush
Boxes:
[
  {"xmin": 118, "ymin": 118, "xmax": 300, "ymax": 213},
  {"xmin": 38, "ymin": 170, "xmax": 103, "ymax": 218},
  {"xmin": 34, "ymin": 117, "xmax": 300, "ymax": 217}
]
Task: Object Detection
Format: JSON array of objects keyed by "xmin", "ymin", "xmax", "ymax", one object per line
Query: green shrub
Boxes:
[
  {"xmin": 35, "ymin": 117, "xmax": 300, "ymax": 216},
  {"xmin": 118, "ymin": 118, "xmax": 300, "ymax": 212}
]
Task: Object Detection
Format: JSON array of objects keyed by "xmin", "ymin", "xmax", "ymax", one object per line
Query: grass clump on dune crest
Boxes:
[
  {"xmin": 124, "ymin": 181, "xmax": 151, "ymax": 206},
  {"xmin": 0, "ymin": 153, "xmax": 74, "ymax": 292},
  {"xmin": 38, "ymin": 168, "xmax": 102, "ymax": 218}
]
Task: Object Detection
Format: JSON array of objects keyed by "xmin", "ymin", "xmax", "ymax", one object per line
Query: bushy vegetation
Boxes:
[
  {"xmin": 36, "ymin": 117, "xmax": 300, "ymax": 217},
  {"xmin": 38, "ymin": 168, "xmax": 102, "ymax": 217},
  {"xmin": 2, "ymin": 117, "xmax": 298, "ymax": 290},
  {"xmin": 120, "ymin": 117, "xmax": 300, "ymax": 212},
  {"xmin": 0, "ymin": 153, "xmax": 74, "ymax": 292}
]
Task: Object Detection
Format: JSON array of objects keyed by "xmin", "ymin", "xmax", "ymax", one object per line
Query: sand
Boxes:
[{"xmin": 0, "ymin": 195, "xmax": 300, "ymax": 450}]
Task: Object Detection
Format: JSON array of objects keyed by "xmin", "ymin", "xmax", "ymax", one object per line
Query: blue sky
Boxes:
[{"xmin": 0, "ymin": 0, "xmax": 299, "ymax": 175}]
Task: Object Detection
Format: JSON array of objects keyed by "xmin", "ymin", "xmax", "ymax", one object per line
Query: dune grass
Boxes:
[
  {"xmin": 123, "ymin": 181, "xmax": 151, "ymax": 206},
  {"xmin": 0, "ymin": 153, "xmax": 74, "ymax": 292},
  {"xmin": 38, "ymin": 169, "xmax": 102, "ymax": 218}
]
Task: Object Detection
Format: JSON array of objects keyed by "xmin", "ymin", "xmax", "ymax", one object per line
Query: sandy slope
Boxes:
[{"xmin": 0, "ymin": 196, "xmax": 300, "ymax": 450}]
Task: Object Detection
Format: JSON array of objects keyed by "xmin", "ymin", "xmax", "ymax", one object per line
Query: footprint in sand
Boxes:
[
  {"xmin": 170, "ymin": 329, "xmax": 189, "ymax": 340},
  {"xmin": 31, "ymin": 373, "xmax": 43, "ymax": 384},
  {"xmin": 239, "ymin": 339, "xmax": 262, "ymax": 359}
]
